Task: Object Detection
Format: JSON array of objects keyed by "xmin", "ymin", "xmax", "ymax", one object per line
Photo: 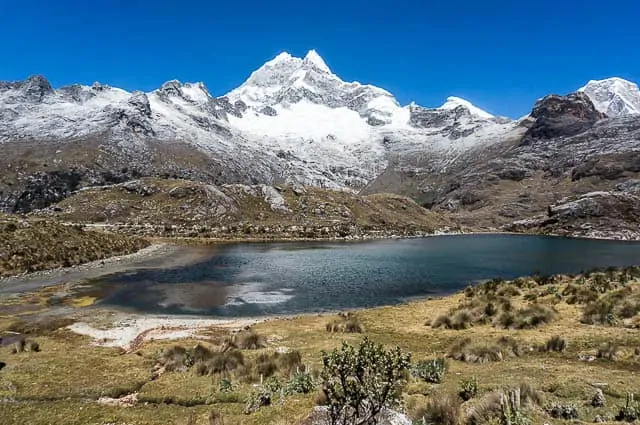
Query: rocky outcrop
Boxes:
[
  {"xmin": 521, "ymin": 92, "xmax": 606, "ymax": 142},
  {"xmin": 505, "ymin": 188, "xmax": 640, "ymax": 240}
]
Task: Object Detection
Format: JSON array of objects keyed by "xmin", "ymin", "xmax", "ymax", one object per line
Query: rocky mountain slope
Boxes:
[
  {"xmin": 1, "ymin": 51, "xmax": 639, "ymax": 239},
  {"xmin": 0, "ymin": 51, "xmax": 514, "ymax": 213},
  {"xmin": 364, "ymin": 89, "xmax": 640, "ymax": 238},
  {"xmin": 33, "ymin": 178, "xmax": 456, "ymax": 238}
]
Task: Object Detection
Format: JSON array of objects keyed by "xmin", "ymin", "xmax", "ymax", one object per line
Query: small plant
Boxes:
[
  {"xmin": 218, "ymin": 378, "xmax": 233, "ymax": 393},
  {"xmin": 616, "ymin": 393, "xmax": 640, "ymax": 422},
  {"xmin": 596, "ymin": 342, "xmax": 618, "ymax": 360},
  {"xmin": 208, "ymin": 409, "xmax": 224, "ymax": 425},
  {"xmin": 543, "ymin": 335, "xmax": 567, "ymax": 353},
  {"xmin": 412, "ymin": 358, "xmax": 447, "ymax": 384},
  {"xmin": 244, "ymin": 387, "xmax": 271, "ymax": 414},
  {"xmin": 546, "ymin": 402, "xmax": 579, "ymax": 419},
  {"xmin": 325, "ymin": 312, "xmax": 364, "ymax": 333},
  {"xmin": 234, "ymin": 330, "xmax": 264, "ymax": 350},
  {"xmin": 285, "ymin": 371, "xmax": 315, "ymax": 395},
  {"xmin": 413, "ymin": 393, "xmax": 461, "ymax": 425},
  {"xmin": 459, "ymin": 376, "xmax": 479, "ymax": 401}
]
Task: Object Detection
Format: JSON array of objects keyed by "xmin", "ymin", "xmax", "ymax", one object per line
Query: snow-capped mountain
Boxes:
[
  {"xmin": 579, "ymin": 77, "xmax": 640, "ymax": 117},
  {"xmin": 2, "ymin": 49, "xmax": 638, "ymax": 217},
  {"xmin": 0, "ymin": 50, "xmax": 515, "ymax": 209}
]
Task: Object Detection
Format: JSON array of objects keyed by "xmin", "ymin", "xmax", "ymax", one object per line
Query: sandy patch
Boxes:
[{"xmin": 68, "ymin": 314, "xmax": 262, "ymax": 351}]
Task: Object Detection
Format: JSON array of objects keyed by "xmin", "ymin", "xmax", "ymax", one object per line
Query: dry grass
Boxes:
[
  {"xmin": 0, "ymin": 214, "xmax": 148, "ymax": 276},
  {"xmin": 1, "ymin": 271, "xmax": 640, "ymax": 424}
]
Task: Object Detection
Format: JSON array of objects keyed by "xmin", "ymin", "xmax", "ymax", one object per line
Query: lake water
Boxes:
[{"xmin": 90, "ymin": 234, "xmax": 640, "ymax": 317}]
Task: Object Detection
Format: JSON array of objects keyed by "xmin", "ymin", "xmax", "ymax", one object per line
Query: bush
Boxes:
[
  {"xmin": 320, "ymin": 337, "xmax": 411, "ymax": 425},
  {"xmin": 499, "ymin": 304, "xmax": 555, "ymax": 329},
  {"xmin": 412, "ymin": 358, "xmax": 447, "ymax": 384},
  {"xmin": 448, "ymin": 337, "xmax": 522, "ymax": 364},
  {"xmin": 616, "ymin": 393, "xmax": 640, "ymax": 422},
  {"xmin": 285, "ymin": 371, "xmax": 314, "ymax": 395},
  {"xmin": 235, "ymin": 330, "xmax": 264, "ymax": 350},
  {"xmin": 582, "ymin": 300, "xmax": 617, "ymax": 325},
  {"xmin": 596, "ymin": 342, "xmax": 618, "ymax": 361},
  {"xmin": 326, "ymin": 312, "xmax": 364, "ymax": 333},
  {"xmin": 276, "ymin": 350, "xmax": 303, "ymax": 376},
  {"xmin": 543, "ymin": 336, "xmax": 567, "ymax": 353},
  {"xmin": 208, "ymin": 409, "xmax": 224, "ymax": 425},
  {"xmin": 413, "ymin": 394, "xmax": 461, "ymax": 425},
  {"xmin": 467, "ymin": 388, "xmax": 533, "ymax": 425},
  {"xmin": 459, "ymin": 377, "xmax": 479, "ymax": 401},
  {"xmin": 244, "ymin": 388, "xmax": 271, "ymax": 414},
  {"xmin": 195, "ymin": 350, "xmax": 244, "ymax": 376},
  {"xmin": 218, "ymin": 378, "xmax": 233, "ymax": 393},
  {"xmin": 159, "ymin": 345, "xmax": 191, "ymax": 372},
  {"xmin": 546, "ymin": 402, "xmax": 579, "ymax": 419}
]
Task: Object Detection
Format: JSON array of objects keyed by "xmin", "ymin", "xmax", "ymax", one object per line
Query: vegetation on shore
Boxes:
[
  {"xmin": 0, "ymin": 214, "xmax": 149, "ymax": 277},
  {"xmin": 1, "ymin": 266, "xmax": 640, "ymax": 424}
]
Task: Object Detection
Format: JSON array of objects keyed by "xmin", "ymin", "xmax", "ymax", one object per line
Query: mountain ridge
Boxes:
[{"xmin": 1, "ymin": 51, "xmax": 639, "ymax": 240}]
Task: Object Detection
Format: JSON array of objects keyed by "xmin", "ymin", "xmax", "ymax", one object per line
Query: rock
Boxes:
[
  {"xmin": 128, "ymin": 91, "xmax": 152, "ymax": 117},
  {"xmin": 297, "ymin": 406, "xmax": 411, "ymax": 425},
  {"xmin": 122, "ymin": 180, "xmax": 155, "ymax": 197},
  {"xmin": 592, "ymin": 389, "xmax": 606, "ymax": 407},
  {"xmin": 523, "ymin": 92, "xmax": 605, "ymax": 142},
  {"xmin": 259, "ymin": 106, "xmax": 278, "ymax": 116}
]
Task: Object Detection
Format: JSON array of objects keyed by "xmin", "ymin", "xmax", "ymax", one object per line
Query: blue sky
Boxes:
[{"xmin": 2, "ymin": 0, "xmax": 639, "ymax": 118}]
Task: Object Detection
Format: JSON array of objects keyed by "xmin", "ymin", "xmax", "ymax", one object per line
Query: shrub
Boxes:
[
  {"xmin": 208, "ymin": 409, "xmax": 224, "ymax": 425},
  {"xmin": 276, "ymin": 350, "xmax": 303, "ymax": 376},
  {"xmin": 596, "ymin": 342, "xmax": 618, "ymax": 361},
  {"xmin": 320, "ymin": 337, "xmax": 411, "ymax": 425},
  {"xmin": 467, "ymin": 388, "xmax": 533, "ymax": 425},
  {"xmin": 195, "ymin": 350, "xmax": 244, "ymax": 375},
  {"xmin": 512, "ymin": 304, "xmax": 555, "ymax": 329},
  {"xmin": 582, "ymin": 300, "xmax": 617, "ymax": 325},
  {"xmin": 235, "ymin": 331, "xmax": 264, "ymax": 350},
  {"xmin": 459, "ymin": 377, "xmax": 479, "ymax": 401},
  {"xmin": 546, "ymin": 402, "xmax": 579, "ymax": 419},
  {"xmin": 218, "ymin": 378, "xmax": 233, "ymax": 393},
  {"xmin": 543, "ymin": 336, "xmax": 568, "ymax": 353},
  {"xmin": 191, "ymin": 343, "xmax": 214, "ymax": 363},
  {"xmin": 326, "ymin": 312, "xmax": 364, "ymax": 333},
  {"xmin": 413, "ymin": 394, "xmax": 461, "ymax": 425},
  {"xmin": 244, "ymin": 387, "xmax": 271, "ymax": 414},
  {"xmin": 285, "ymin": 371, "xmax": 314, "ymax": 395},
  {"xmin": 431, "ymin": 315, "xmax": 453, "ymax": 329},
  {"xmin": 616, "ymin": 393, "xmax": 640, "ymax": 422},
  {"xmin": 412, "ymin": 358, "xmax": 447, "ymax": 384},
  {"xmin": 159, "ymin": 345, "xmax": 191, "ymax": 372}
]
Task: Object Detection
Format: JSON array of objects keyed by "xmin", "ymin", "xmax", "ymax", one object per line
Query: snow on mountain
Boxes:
[
  {"xmin": 0, "ymin": 51, "xmax": 516, "ymax": 193},
  {"xmin": 579, "ymin": 77, "xmax": 640, "ymax": 117},
  {"xmin": 439, "ymin": 96, "xmax": 494, "ymax": 119}
]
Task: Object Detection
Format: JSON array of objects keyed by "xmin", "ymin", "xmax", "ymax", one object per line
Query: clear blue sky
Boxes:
[{"xmin": 2, "ymin": 0, "xmax": 639, "ymax": 118}]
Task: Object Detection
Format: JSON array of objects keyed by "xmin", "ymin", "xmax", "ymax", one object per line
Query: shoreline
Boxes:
[{"xmin": 3, "ymin": 230, "xmax": 639, "ymax": 291}]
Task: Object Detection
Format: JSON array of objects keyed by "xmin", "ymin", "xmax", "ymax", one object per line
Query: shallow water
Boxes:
[{"xmin": 88, "ymin": 234, "xmax": 640, "ymax": 317}]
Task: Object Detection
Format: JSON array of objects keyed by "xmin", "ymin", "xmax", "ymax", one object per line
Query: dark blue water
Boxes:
[{"xmin": 91, "ymin": 234, "xmax": 640, "ymax": 317}]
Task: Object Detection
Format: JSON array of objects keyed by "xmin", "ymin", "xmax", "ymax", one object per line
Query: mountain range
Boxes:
[{"xmin": 1, "ymin": 50, "xmax": 639, "ymax": 238}]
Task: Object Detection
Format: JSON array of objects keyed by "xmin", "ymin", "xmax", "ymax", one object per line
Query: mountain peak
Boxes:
[
  {"xmin": 303, "ymin": 49, "xmax": 331, "ymax": 73},
  {"xmin": 439, "ymin": 96, "xmax": 494, "ymax": 119},
  {"xmin": 264, "ymin": 52, "xmax": 294, "ymax": 67},
  {"xmin": 578, "ymin": 77, "xmax": 640, "ymax": 117}
]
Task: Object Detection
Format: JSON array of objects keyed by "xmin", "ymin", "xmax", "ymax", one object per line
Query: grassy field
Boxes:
[
  {"xmin": 1, "ymin": 268, "xmax": 640, "ymax": 424},
  {"xmin": 0, "ymin": 214, "xmax": 150, "ymax": 277}
]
